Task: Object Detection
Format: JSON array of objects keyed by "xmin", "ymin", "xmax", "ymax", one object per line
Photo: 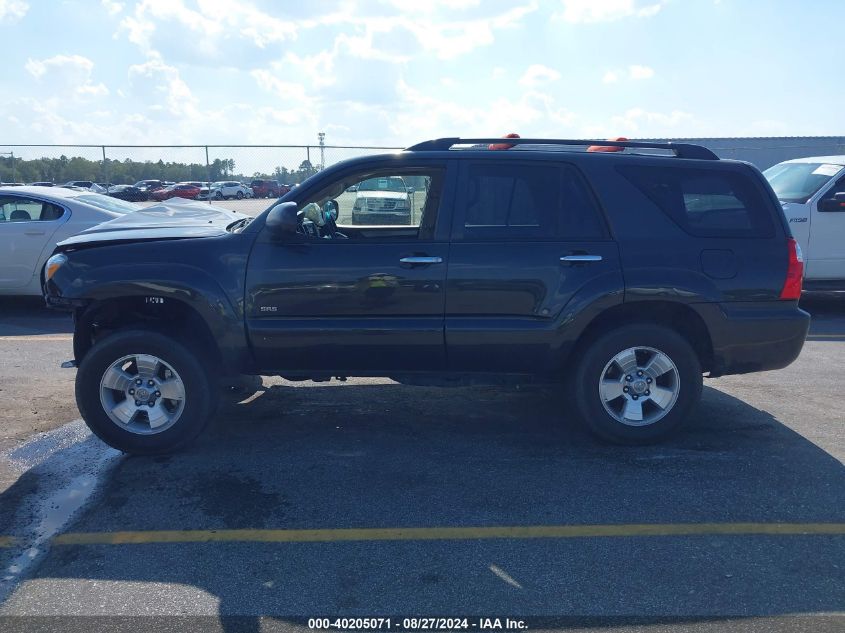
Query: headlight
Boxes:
[{"xmin": 45, "ymin": 253, "xmax": 67, "ymax": 281}]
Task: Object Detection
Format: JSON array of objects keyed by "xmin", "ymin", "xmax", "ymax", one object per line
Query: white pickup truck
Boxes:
[{"xmin": 764, "ymin": 156, "xmax": 845, "ymax": 290}]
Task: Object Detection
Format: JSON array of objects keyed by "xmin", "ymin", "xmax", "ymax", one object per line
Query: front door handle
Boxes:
[
  {"xmin": 399, "ymin": 256, "xmax": 443, "ymax": 265},
  {"xmin": 24, "ymin": 230, "xmax": 46, "ymax": 236},
  {"xmin": 560, "ymin": 254, "xmax": 602, "ymax": 263}
]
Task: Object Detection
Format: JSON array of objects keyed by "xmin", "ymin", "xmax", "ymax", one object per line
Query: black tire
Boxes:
[
  {"xmin": 75, "ymin": 330, "xmax": 217, "ymax": 455},
  {"xmin": 214, "ymin": 191, "xmax": 223, "ymax": 200},
  {"xmin": 573, "ymin": 324, "xmax": 702, "ymax": 444},
  {"xmin": 236, "ymin": 191, "xmax": 244, "ymax": 199}
]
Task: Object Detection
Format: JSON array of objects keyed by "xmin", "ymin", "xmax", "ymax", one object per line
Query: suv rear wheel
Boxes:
[
  {"xmin": 75, "ymin": 330, "xmax": 217, "ymax": 454},
  {"xmin": 573, "ymin": 324, "xmax": 702, "ymax": 444}
]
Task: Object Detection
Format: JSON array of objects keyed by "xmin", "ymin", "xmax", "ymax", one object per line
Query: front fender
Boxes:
[{"xmin": 47, "ymin": 253, "xmax": 250, "ymax": 373}]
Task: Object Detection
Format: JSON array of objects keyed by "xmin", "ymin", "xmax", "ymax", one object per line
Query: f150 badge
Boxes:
[
  {"xmin": 260, "ymin": 306, "xmax": 278, "ymax": 312},
  {"xmin": 789, "ymin": 217, "xmax": 807, "ymax": 223}
]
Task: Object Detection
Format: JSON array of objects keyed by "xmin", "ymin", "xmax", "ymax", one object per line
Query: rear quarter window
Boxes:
[
  {"xmin": 458, "ymin": 162, "xmax": 607, "ymax": 240},
  {"xmin": 618, "ymin": 166, "xmax": 775, "ymax": 238}
]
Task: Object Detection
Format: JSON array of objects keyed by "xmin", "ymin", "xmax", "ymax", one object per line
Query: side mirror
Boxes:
[
  {"xmin": 265, "ymin": 202, "xmax": 299, "ymax": 235},
  {"xmin": 819, "ymin": 192, "xmax": 845, "ymax": 212},
  {"xmin": 406, "ymin": 187, "xmax": 415, "ymax": 194},
  {"xmin": 322, "ymin": 199, "xmax": 339, "ymax": 222}
]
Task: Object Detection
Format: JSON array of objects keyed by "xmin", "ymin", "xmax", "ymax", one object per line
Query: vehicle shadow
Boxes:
[
  {"xmin": 0, "ymin": 381, "xmax": 843, "ymax": 630},
  {"xmin": 0, "ymin": 297, "xmax": 73, "ymax": 336}
]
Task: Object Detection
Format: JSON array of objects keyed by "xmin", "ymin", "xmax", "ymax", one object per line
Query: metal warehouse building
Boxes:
[{"xmin": 644, "ymin": 137, "xmax": 845, "ymax": 170}]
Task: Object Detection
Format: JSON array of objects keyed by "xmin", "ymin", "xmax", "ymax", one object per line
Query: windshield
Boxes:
[
  {"xmin": 763, "ymin": 162, "xmax": 844, "ymax": 203},
  {"xmin": 358, "ymin": 177, "xmax": 407, "ymax": 193},
  {"xmin": 75, "ymin": 193, "xmax": 139, "ymax": 214}
]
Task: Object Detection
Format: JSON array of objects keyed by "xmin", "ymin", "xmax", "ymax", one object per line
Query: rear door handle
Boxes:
[
  {"xmin": 24, "ymin": 230, "xmax": 46, "ymax": 236},
  {"xmin": 560, "ymin": 254, "xmax": 602, "ymax": 263},
  {"xmin": 400, "ymin": 256, "xmax": 443, "ymax": 265}
]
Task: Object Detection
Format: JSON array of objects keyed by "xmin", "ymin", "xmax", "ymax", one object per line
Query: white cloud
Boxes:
[
  {"xmin": 116, "ymin": 0, "xmax": 298, "ymax": 64},
  {"xmin": 0, "ymin": 0, "xmax": 27, "ymax": 23},
  {"xmin": 389, "ymin": 78, "xmax": 576, "ymax": 141},
  {"xmin": 115, "ymin": 0, "xmax": 536, "ymax": 65},
  {"xmin": 355, "ymin": 4, "xmax": 538, "ymax": 61},
  {"xmin": 602, "ymin": 65, "xmax": 654, "ymax": 83},
  {"xmin": 557, "ymin": 0, "xmax": 664, "ymax": 23},
  {"xmin": 282, "ymin": 51, "xmax": 336, "ymax": 88},
  {"xmin": 127, "ymin": 55, "xmax": 196, "ymax": 117},
  {"xmin": 101, "ymin": 0, "xmax": 123, "ymax": 16},
  {"xmin": 519, "ymin": 64, "xmax": 561, "ymax": 87},
  {"xmin": 25, "ymin": 55, "xmax": 109, "ymax": 99},
  {"xmin": 628, "ymin": 65, "xmax": 654, "ymax": 79},
  {"xmin": 628, "ymin": 64, "xmax": 654, "ymax": 79},
  {"xmin": 608, "ymin": 107, "xmax": 693, "ymax": 133},
  {"xmin": 385, "ymin": 0, "xmax": 481, "ymax": 11}
]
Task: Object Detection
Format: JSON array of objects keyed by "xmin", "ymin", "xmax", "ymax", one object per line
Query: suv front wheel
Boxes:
[
  {"xmin": 574, "ymin": 324, "xmax": 702, "ymax": 444},
  {"xmin": 75, "ymin": 330, "xmax": 217, "ymax": 454}
]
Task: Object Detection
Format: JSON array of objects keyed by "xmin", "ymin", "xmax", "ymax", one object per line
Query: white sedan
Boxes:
[
  {"xmin": 0, "ymin": 186, "xmax": 142, "ymax": 296},
  {"xmin": 199, "ymin": 181, "xmax": 253, "ymax": 200}
]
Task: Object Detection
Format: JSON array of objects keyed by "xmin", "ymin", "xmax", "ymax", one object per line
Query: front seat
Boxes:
[{"xmin": 9, "ymin": 209, "xmax": 31, "ymax": 221}]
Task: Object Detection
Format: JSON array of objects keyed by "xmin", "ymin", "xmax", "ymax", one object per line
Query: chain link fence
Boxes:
[
  {"xmin": 4, "ymin": 138, "xmax": 845, "ymax": 189},
  {"xmin": 0, "ymin": 144, "xmax": 402, "ymax": 188}
]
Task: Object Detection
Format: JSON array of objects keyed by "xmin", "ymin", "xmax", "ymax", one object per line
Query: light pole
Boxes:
[
  {"xmin": 318, "ymin": 132, "xmax": 325, "ymax": 171},
  {"xmin": 0, "ymin": 151, "xmax": 15, "ymax": 183}
]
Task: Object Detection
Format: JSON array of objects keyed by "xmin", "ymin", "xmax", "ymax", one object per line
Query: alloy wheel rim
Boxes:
[
  {"xmin": 99, "ymin": 354, "xmax": 186, "ymax": 435},
  {"xmin": 598, "ymin": 346, "xmax": 680, "ymax": 427}
]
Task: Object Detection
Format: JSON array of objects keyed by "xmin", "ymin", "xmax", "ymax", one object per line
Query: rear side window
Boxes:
[
  {"xmin": 0, "ymin": 196, "xmax": 64, "ymax": 222},
  {"xmin": 460, "ymin": 162, "xmax": 606, "ymax": 240},
  {"xmin": 619, "ymin": 166, "xmax": 775, "ymax": 238}
]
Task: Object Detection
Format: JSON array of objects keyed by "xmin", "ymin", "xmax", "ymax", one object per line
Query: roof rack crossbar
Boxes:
[{"xmin": 405, "ymin": 137, "xmax": 718, "ymax": 160}]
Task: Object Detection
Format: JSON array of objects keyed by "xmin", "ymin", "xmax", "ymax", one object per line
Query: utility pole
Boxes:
[{"xmin": 318, "ymin": 132, "xmax": 325, "ymax": 171}]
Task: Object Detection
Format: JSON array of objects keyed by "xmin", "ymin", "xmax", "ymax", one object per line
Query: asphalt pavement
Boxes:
[{"xmin": 0, "ymin": 294, "xmax": 843, "ymax": 631}]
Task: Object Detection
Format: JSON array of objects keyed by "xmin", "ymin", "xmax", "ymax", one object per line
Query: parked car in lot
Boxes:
[
  {"xmin": 44, "ymin": 137, "xmax": 809, "ymax": 454},
  {"xmin": 249, "ymin": 179, "xmax": 289, "ymax": 198},
  {"xmin": 763, "ymin": 156, "xmax": 845, "ymax": 290},
  {"xmin": 0, "ymin": 186, "xmax": 141, "ymax": 296},
  {"xmin": 107, "ymin": 184, "xmax": 147, "ymax": 202},
  {"xmin": 198, "ymin": 181, "xmax": 253, "ymax": 200},
  {"xmin": 133, "ymin": 180, "xmax": 165, "ymax": 196},
  {"xmin": 63, "ymin": 180, "xmax": 107, "ymax": 193},
  {"xmin": 351, "ymin": 175, "xmax": 413, "ymax": 224},
  {"xmin": 150, "ymin": 183, "xmax": 202, "ymax": 201},
  {"xmin": 29, "ymin": 182, "xmax": 53, "ymax": 187}
]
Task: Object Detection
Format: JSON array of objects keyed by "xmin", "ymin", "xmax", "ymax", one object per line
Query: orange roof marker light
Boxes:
[
  {"xmin": 587, "ymin": 137, "xmax": 628, "ymax": 153},
  {"xmin": 488, "ymin": 133, "xmax": 521, "ymax": 150}
]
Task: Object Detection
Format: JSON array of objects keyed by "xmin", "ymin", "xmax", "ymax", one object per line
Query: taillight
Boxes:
[{"xmin": 779, "ymin": 238, "xmax": 804, "ymax": 300}]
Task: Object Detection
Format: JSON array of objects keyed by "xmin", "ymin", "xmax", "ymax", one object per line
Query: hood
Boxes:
[
  {"xmin": 57, "ymin": 199, "xmax": 248, "ymax": 249},
  {"xmin": 355, "ymin": 190, "xmax": 408, "ymax": 199}
]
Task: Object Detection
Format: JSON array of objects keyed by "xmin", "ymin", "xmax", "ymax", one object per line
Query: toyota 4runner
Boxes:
[{"xmin": 43, "ymin": 137, "xmax": 810, "ymax": 454}]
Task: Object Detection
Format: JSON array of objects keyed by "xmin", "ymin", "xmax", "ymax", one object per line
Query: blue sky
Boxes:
[{"xmin": 0, "ymin": 0, "xmax": 842, "ymax": 149}]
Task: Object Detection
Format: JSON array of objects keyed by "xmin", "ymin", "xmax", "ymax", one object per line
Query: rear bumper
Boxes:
[
  {"xmin": 695, "ymin": 302, "xmax": 810, "ymax": 377},
  {"xmin": 803, "ymin": 279, "xmax": 845, "ymax": 292}
]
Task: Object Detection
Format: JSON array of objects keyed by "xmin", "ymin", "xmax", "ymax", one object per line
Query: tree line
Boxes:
[{"xmin": 0, "ymin": 155, "xmax": 319, "ymax": 186}]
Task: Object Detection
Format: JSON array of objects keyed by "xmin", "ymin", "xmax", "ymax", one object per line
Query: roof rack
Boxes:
[{"xmin": 405, "ymin": 137, "xmax": 719, "ymax": 160}]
